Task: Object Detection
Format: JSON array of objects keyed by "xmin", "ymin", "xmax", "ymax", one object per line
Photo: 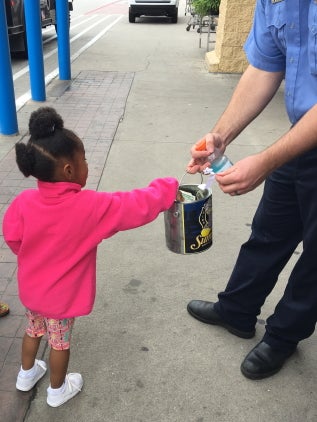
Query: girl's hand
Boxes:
[
  {"xmin": 186, "ymin": 132, "xmax": 225, "ymax": 174},
  {"xmin": 215, "ymin": 154, "xmax": 269, "ymax": 196}
]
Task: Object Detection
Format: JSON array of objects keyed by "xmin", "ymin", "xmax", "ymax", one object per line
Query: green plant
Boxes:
[
  {"xmin": 210, "ymin": 0, "xmax": 220, "ymax": 11},
  {"xmin": 192, "ymin": 0, "xmax": 220, "ymax": 16}
]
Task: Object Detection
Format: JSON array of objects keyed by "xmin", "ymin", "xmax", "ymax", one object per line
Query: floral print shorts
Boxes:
[{"xmin": 25, "ymin": 310, "xmax": 75, "ymax": 351}]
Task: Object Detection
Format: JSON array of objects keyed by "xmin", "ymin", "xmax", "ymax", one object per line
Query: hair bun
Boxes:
[{"xmin": 29, "ymin": 107, "xmax": 64, "ymax": 139}]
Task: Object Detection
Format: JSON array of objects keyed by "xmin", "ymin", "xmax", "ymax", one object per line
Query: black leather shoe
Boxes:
[
  {"xmin": 241, "ymin": 341, "xmax": 295, "ymax": 380},
  {"xmin": 187, "ymin": 300, "xmax": 255, "ymax": 339}
]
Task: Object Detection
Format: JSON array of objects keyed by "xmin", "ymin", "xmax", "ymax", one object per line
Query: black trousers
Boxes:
[{"xmin": 214, "ymin": 148, "xmax": 317, "ymax": 351}]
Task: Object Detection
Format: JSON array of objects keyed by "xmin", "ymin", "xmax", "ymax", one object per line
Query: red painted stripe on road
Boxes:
[{"xmin": 85, "ymin": 0, "xmax": 126, "ymax": 14}]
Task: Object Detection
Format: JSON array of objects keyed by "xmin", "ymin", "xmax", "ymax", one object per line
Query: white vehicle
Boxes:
[{"xmin": 128, "ymin": 0, "xmax": 179, "ymax": 23}]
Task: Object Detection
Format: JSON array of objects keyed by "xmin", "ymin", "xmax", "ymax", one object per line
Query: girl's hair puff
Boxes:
[{"xmin": 15, "ymin": 107, "xmax": 82, "ymax": 181}]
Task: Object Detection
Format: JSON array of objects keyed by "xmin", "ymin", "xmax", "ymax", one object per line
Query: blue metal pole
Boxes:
[
  {"xmin": 56, "ymin": 0, "xmax": 71, "ymax": 80},
  {"xmin": 24, "ymin": 0, "xmax": 46, "ymax": 101},
  {"xmin": 0, "ymin": 0, "xmax": 18, "ymax": 135}
]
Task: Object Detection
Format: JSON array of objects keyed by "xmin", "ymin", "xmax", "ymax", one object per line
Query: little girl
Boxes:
[{"xmin": 2, "ymin": 107, "xmax": 178, "ymax": 407}]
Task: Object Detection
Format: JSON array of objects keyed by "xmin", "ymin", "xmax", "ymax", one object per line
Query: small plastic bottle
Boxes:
[
  {"xmin": 195, "ymin": 139, "xmax": 232, "ymax": 174},
  {"xmin": 209, "ymin": 153, "xmax": 232, "ymax": 173}
]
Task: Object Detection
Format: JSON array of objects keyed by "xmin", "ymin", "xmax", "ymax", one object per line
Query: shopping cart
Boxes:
[
  {"xmin": 186, "ymin": 2, "xmax": 217, "ymax": 33},
  {"xmin": 185, "ymin": 1, "xmax": 201, "ymax": 31},
  {"xmin": 185, "ymin": 0, "xmax": 193, "ymax": 16}
]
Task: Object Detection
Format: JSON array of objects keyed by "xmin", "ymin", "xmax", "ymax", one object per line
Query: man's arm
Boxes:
[
  {"xmin": 187, "ymin": 65, "xmax": 284, "ymax": 173},
  {"xmin": 217, "ymin": 104, "xmax": 317, "ymax": 195},
  {"xmin": 213, "ymin": 64, "xmax": 284, "ymax": 146}
]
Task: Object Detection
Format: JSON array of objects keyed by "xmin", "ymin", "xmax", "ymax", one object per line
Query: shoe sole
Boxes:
[
  {"xmin": 0, "ymin": 304, "xmax": 9, "ymax": 317},
  {"xmin": 240, "ymin": 364, "xmax": 283, "ymax": 380},
  {"xmin": 240, "ymin": 348, "xmax": 295, "ymax": 380},
  {"xmin": 47, "ymin": 375, "xmax": 83, "ymax": 407},
  {"xmin": 47, "ymin": 391, "xmax": 81, "ymax": 407},
  {"xmin": 187, "ymin": 305, "xmax": 255, "ymax": 339},
  {"xmin": 16, "ymin": 371, "xmax": 47, "ymax": 391},
  {"xmin": 0, "ymin": 309, "xmax": 9, "ymax": 317}
]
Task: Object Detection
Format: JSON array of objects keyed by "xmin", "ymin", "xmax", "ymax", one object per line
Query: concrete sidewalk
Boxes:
[{"xmin": 1, "ymin": 4, "xmax": 317, "ymax": 421}]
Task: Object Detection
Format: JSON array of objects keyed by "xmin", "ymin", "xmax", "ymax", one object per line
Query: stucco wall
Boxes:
[{"xmin": 206, "ymin": 0, "xmax": 256, "ymax": 73}]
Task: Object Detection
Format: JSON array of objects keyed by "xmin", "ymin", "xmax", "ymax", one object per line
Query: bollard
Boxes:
[
  {"xmin": 56, "ymin": 0, "xmax": 71, "ymax": 80},
  {"xmin": 0, "ymin": 0, "xmax": 18, "ymax": 135},
  {"xmin": 24, "ymin": 0, "xmax": 46, "ymax": 101}
]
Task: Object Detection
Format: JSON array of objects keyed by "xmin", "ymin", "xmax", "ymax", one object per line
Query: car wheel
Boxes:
[
  {"xmin": 129, "ymin": 8, "xmax": 136, "ymax": 22},
  {"xmin": 22, "ymin": 31, "xmax": 28, "ymax": 58},
  {"xmin": 12, "ymin": 31, "xmax": 28, "ymax": 59},
  {"xmin": 171, "ymin": 8, "xmax": 178, "ymax": 23}
]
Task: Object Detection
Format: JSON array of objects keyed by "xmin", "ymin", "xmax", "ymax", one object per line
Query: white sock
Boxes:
[
  {"xmin": 47, "ymin": 382, "xmax": 65, "ymax": 395},
  {"xmin": 19, "ymin": 364, "xmax": 36, "ymax": 378}
]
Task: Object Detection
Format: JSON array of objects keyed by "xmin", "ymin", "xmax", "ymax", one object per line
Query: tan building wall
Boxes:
[{"xmin": 206, "ymin": 0, "xmax": 256, "ymax": 73}]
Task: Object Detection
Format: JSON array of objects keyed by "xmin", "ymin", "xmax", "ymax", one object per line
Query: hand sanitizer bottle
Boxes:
[
  {"xmin": 195, "ymin": 139, "xmax": 233, "ymax": 174},
  {"xmin": 209, "ymin": 153, "xmax": 232, "ymax": 173}
]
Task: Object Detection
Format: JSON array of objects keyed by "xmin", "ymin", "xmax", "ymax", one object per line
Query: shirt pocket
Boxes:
[
  {"xmin": 308, "ymin": 2, "xmax": 317, "ymax": 75},
  {"xmin": 265, "ymin": 1, "xmax": 287, "ymax": 53}
]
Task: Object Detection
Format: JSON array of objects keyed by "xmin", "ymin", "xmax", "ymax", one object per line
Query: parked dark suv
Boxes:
[{"xmin": 5, "ymin": 0, "xmax": 73, "ymax": 56}]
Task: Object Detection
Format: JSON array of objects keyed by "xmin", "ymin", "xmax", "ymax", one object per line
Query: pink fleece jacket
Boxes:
[{"xmin": 2, "ymin": 178, "xmax": 178, "ymax": 318}]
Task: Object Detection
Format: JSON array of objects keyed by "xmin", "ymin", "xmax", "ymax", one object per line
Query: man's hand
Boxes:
[
  {"xmin": 186, "ymin": 132, "xmax": 225, "ymax": 174},
  {"xmin": 215, "ymin": 153, "xmax": 269, "ymax": 196}
]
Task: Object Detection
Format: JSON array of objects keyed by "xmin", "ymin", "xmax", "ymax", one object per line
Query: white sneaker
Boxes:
[
  {"xmin": 47, "ymin": 373, "xmax": 83, "ymax": 407},
  {"xmin": 16, "ymin": 359, "xmax": 47, "ymax": 391}
]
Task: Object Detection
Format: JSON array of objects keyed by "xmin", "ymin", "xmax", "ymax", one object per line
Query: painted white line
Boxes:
[
  {"xmin": 68, "ymin": 14, "xmax": 85, "ymax": 23},
  {"xmin": 69, "ymin": 15, "xmax": 122, "ymax": 62},
  {"xmin": 15, "ymin": 92, "xmax": 33, "ymax": 111},
  {"xmin": 70, "ymin": 14, "xmax": 100, "ymax": 30},
  {"xmin": 43, "ymin": 15, "xmax": 98, "ymax": 45},
  {"xmin": 13, "ymin": 15, "xmax": 112, "ymax": 82},
  {"xmin": 15, "ymin": 15, "xmax": 123, "ymax": 112}
]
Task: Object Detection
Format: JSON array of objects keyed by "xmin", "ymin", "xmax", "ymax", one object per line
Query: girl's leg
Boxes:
[
  {"xmin": 21, "ymin": 332, "xmax": 42, "ymax": 369},
  {"xmin": 49, "ymin": 348, "xmax": 70, "ymax": 388},
  {"xmin": 46, "ymin": 317, "xmax": 74, "ymax": 387},
  {"xmin": 16, "ymin": 311, "xmax": 47, "ymax": 391},
  {"xmin": 22, "ymin": 310, "xmax": 46, "ymax": 368},
  {"xmin": 46, "ymin": 318, "xmax": 83, "ymax": 407}
]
